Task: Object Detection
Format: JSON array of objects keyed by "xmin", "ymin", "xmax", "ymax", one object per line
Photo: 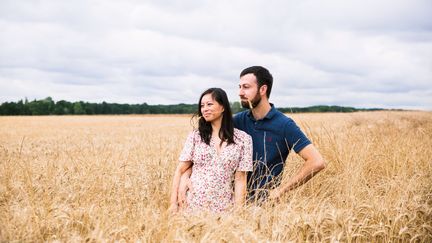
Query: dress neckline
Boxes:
[{"xmin": 210, "ymin": 136, "xmax": 227, "ymax": 157}]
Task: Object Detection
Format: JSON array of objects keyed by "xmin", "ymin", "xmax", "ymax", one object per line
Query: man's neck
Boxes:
[{"xmin": 251, "ymin": 101, "xmax": 271, "ymax": 121}]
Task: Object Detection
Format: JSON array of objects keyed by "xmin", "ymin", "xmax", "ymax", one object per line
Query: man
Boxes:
[
  {"xmin": 178, "ymin": 66, "xmax": 325, "ymax": 204},
  {"xmin": 235, "ymin": 66, "xmax": 325, "ymax": 201}
]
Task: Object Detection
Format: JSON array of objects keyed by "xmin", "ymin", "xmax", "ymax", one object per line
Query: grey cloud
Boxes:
[{"xmin": 0, "ymin": 0, "xmax": 431, "ymax": 110}]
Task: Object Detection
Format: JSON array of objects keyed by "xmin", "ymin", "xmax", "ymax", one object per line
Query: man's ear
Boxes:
[{"xmin": 260, "ymin": 85, "xmax": 268, "ymax": 96}]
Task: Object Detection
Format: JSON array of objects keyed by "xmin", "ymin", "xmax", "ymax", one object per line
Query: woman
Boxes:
[{"xmin": 169, "ymin": 88, "xmax": 252, "ymax": 213}]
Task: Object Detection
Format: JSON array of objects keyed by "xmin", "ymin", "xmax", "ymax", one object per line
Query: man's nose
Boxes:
[{"xmin": 238, "ymin": 88, "xmax": 244, "ymax": 96}]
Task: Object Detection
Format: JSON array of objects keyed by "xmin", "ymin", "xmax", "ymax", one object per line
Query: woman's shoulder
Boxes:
[
  {"xmin": 186, "ymin": 129, "xmax": 200, "ymax": 139},
  {"xmin": 234, "ymin": 128, "xmax": 252, "ymax": 141}
]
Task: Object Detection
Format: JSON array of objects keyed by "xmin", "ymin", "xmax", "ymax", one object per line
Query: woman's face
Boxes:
[{"xmin": 200, "ymin": 93, "xmax": 224, "ymax": 123}]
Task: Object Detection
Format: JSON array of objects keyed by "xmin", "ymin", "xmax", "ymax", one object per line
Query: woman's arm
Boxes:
[
  {"xmin": 178, "ymin": 167, "xmax": 192, "ymax": 207},
  {"xmin": 169, "ymin": 161, "xmax": 193, "ymax": 212},
  {"xmin": 233, "ymin": 171, "xmax": 247, "ymax": 207}
]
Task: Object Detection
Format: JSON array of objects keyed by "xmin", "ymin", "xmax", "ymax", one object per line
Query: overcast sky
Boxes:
[{"xmin": 0, "ymin": 0, "xmax": 431, "ymax": 110}]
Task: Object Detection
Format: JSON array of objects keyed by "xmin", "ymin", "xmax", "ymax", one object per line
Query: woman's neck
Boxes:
[{"xmin": 211, "ymin": 117, "xmax": 222, "ymax": 138}]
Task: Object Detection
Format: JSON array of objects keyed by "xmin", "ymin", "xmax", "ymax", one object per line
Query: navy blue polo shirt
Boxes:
[{"xmin": 233, "ymin": 105, "xmax": 311, "ymax": 192}]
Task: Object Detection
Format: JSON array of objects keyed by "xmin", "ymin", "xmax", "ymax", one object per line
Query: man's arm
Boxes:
[{"xmin": 269, "ymin": 144, "xmax": 325, "ymax": 199}]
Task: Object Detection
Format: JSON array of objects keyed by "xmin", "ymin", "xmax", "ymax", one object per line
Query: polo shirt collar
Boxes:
[{"xmin": 247, "ymin": 103, "xmax": 277, "ymax": 121}]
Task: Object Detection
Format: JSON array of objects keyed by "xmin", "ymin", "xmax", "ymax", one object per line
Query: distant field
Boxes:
[{"xmin": 1, "ymin": 112, "xmax": 431, "ymax": 242}]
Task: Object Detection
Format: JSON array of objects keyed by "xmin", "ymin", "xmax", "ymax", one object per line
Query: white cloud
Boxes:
[{"xmin": 0, "ymin": 0, "xmax": 431, "ymax": 110}]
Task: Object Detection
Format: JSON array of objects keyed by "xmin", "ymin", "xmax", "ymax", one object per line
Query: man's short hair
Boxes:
[{"xmin": 240, "ymin": 66, "xmax": 273, "ymax": 98}]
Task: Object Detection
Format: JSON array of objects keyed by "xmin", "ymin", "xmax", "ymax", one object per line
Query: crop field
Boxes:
[{"xmin": 0, "ymin": 111, "xmax": 431, "ymax": 242}]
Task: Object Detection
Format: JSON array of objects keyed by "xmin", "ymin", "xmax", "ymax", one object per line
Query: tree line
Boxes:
[{"xmin": 0, "ymin": 97, "xmax": 383, "ymax": 115}]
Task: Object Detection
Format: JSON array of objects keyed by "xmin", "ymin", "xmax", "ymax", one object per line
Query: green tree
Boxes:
[
  {"xmin": 28, "ymin": 97, "xmax": 54, "ymax": 115},
  {"xmin": 54, "ymin": 100, "xmax": 72, "ymax": 115},
  {"xmin": 73, "ymin": 102, "xmax": 85, "ymax": 114},
  {"xmin": 230, "ymin": 101, "xmax": 243, "ymax": 114}
]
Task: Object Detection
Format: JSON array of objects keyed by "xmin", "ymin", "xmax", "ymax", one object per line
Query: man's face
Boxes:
[{"xmin": 238, "ymin": 73, "xmax": 261, "ymax": 109}]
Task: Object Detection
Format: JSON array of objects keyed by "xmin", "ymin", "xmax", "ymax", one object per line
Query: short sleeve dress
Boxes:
[{"xmin": 179, "ymin": 128, "xmax": 253, "ymax": 212}]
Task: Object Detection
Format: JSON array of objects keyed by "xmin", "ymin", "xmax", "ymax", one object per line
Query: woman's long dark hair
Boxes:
[{"xmin": 194, "ymin": 88, "xmax": 235, "ymax": 146}]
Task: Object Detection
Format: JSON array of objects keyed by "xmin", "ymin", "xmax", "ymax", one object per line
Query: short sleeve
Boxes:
[
  {"xmin": 237, "ymin": 133, "xmax": 253, "ymax": 171},
  {"xmin": 284, "ymin": 119, "xmax": 311, "ymax": 153},
  {"xmin": 179, "ymin": 131, "xmax": 196, "ymax": 162}
]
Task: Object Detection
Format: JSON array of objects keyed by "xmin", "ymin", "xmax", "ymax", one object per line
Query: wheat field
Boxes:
[{"xmin": 0, "ymin": 111, "xmax": 431, "ymax": 242}]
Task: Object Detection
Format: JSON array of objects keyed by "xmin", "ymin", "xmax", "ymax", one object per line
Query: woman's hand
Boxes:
[
  {"xmin": 234, "ymin": 171, "xmax": 247, "ymax": 206},
  {"xmin": 168, "ymin": 203, "xmax": 179, "ymax": 215},
  {"xmin": 178, "ymin": 168, "xmax": 193, "ymax": 207},
  {"xmin": 169, "ymin": 161, "xmax": 192, "ymax": 214}
]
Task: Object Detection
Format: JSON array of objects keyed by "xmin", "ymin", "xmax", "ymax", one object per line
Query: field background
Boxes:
[{"xmin": 1, "ymin": 111, "xmax": 431, "ymax": 242}]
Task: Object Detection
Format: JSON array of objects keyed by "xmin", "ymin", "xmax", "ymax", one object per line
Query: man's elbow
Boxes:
[{"xmin": 313, "ymin": 157, "xmax": 326, "ymax": 172}]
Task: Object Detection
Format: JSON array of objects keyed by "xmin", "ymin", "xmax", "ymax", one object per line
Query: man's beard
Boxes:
[{"xmin": 241, "ymin": 92, "xmax": 261, "ymax": 109}]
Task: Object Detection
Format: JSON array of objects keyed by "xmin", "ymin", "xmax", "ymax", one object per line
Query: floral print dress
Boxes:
[{"xmin": 179, "ymin": 128, "xmax": 253, "ymax": 213}]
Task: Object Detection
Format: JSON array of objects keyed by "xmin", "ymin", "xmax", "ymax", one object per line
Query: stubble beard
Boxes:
[{"xmin": 241, "ymin": 91, "xmax": 262, "ymax": 109}]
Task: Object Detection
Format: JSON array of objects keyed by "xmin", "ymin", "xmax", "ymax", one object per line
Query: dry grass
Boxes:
[{"xmin": 0, "ymin": 112, "xmax": 431, "ymax": 242}]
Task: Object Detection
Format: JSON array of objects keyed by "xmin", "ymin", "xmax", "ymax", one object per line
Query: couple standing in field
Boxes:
[{"xmin": 170, "ymin": 66, "xmax": 326, "ymax": 213}]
